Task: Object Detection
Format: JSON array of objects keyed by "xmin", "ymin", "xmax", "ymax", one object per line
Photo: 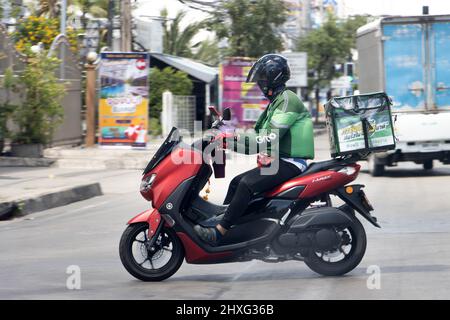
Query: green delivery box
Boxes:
[{"xmin": 325, "ymin": 92, "xmax": 396, "ymax": 158}]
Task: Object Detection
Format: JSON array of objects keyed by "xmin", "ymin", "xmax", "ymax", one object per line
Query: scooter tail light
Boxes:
[
  {"xmin": 140, "ymin": 173, "xmax": 156, "ymax": 193},
  {"xmin": 338, "ymin": 166, "xmax": 357, "ymax": 176}
]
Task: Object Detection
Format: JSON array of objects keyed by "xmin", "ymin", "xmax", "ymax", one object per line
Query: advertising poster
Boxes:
[
  {"xmin": 99, "ymin": 52, "xmax": 149, "ymax": 148},
  {"xmin": 219, "ymin": 57, "xmax": 268, "ymax": 128}
]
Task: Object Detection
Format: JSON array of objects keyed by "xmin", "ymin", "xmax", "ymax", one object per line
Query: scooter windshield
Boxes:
[{"xmin": 143, "ymin": 127, "xmax": 181, "ymax": 175}]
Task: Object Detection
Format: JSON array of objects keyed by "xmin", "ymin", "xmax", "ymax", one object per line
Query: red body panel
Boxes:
[
  {"xmin": 141, "ymin": 147, "xmax": 203, "ymax": 208},
  {"xmin": 128, "ymin": 208, "xmax": 162, "ymax": 237},
  {"xmin": 266, "ymin": 164, "xmax": 360, "ymax": 198},
  {"xmin": 177, "ymin": 233, "xmax": 233, "ymax": 264}
]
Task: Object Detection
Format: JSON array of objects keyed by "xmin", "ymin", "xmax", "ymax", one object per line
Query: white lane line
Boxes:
[{"xmin": 69, "ymin": 201, "xmax": 110, "ymax": 213}]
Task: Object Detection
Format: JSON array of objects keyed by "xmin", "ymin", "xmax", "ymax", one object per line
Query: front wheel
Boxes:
[
  {"xmin": 304, "ymin": 216, "xmax": 367, "ymax": 276},
  {"xmin": 119, "ymin": 223, "xmax": 184, "ymax": 281}
]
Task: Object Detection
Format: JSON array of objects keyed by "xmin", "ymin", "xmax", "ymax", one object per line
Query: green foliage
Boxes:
[
  {"xmin": 148, "ymin": 117, "xmax": 162, "ymax": 136},
  {"xmin": 341, "ymin": 15, "xmax": 372, "ymax": 49},
  {"xmin": 192, "ymin": 38, "xmax": 220, "ymax": 66},
  {"xmin": 73, "ymin": 0, "xmax": 108, "ymax": 17},
  {"xmin": 298, "ymin": 14, "xmax": 349, "ymax": 88},
  {"xmin": 12, "ymin": 52, "xmax": 66, "ymax": 145},
  {"xmin": 72, "ymin": 0, "xmax": 109, "ymax": 29},
  {"xmin": 297, "ymin": 14, "xmax": 370, "ymax": 89},
  {"xmin": 208, "ymin": 0, "xmax": 287, "ymax": 58},
  {"xmin": 149, "ymin": 67, "xmax": 193, "ymax": 121}
]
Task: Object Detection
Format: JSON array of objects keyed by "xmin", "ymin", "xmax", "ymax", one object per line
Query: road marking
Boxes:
[{"xmin": 68, "ymin": 201, "xmax": 110, "ymax": 213}]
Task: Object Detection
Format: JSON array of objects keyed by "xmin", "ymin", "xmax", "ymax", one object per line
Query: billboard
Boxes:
[
  {"xmin": 219, "ymin": 57, "xmax": 268, "ymax": 127},
  {"xmin": 98, "ymin": 52, "xmax": 149, "ymax": 148}
]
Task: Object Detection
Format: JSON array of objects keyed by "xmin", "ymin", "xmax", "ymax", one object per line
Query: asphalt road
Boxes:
[{"xmin": 1, "ymin": 134, "xmax": 450, "ymax": 299}]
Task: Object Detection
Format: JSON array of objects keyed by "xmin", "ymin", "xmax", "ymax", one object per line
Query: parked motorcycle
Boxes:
[{"xmin": 119, "ymin": 107, "xmax": 379, "ymax": 281}]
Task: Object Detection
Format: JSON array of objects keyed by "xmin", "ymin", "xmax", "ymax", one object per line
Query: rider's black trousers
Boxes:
[{"xmin": 220, "ymin": 160, "xmax": 302, "ymax": 230}]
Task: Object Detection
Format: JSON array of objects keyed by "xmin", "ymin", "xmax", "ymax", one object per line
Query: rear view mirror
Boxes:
[
  {"xmin": 208, "ymin": 106, "xmax": 221, "ymax": 117},
  {"xmin": 222, "ymin": 108, "xmax": 231, "ymax": 121}
]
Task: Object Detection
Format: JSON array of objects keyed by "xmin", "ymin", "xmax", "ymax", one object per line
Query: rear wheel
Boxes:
[
  {"xmin": 119, "ymin": 223, "xmax": 184, "ymax": 281},
  {"xmin": 304, "ymin": 216, "xmax": 367, "ymax": 276}
]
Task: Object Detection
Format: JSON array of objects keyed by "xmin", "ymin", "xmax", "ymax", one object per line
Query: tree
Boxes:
[
  {"xmin": 208, "ymin": 0, "xmax": 287, "ymax": 58},
  {"xmin": 72, "ymin": 0, "xmax": 108, "ymax": 29},
  {"xmin": 37, "ymin": 0, "xmax": 59, "ymax": 18},
  {"xmin": 297, "ymin": 14, "xmax": 370, "ymax": 120},
  {"xmin": 33, "ymin": 0, "xmax": 108, "ymax": 29},
  {"xmin": 298, "ymin": 14, "xmax": 370, "ymax": 89},
  {"xmin": 298, "ymin": 14, "xmax": 350, "ymax": 90},
  {"xmin": 341, "ymin": 15, "xmax": 371, "ymax": 49},
  {"xmin": 192, "ymin": 38, "xmax": 220, "ymax": 66},
  {"xmin": 161, "ymin": 8, "xmax": 205, "ymax": 58},
  {"xmin": 148, "ymin": 67, "xmax": 193, "ymax": 134}
]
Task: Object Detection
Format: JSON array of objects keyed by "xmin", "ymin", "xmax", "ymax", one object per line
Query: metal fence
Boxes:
[{"xmin": 162, "ymin": 91, "xmax": 196, "ymax": 136}]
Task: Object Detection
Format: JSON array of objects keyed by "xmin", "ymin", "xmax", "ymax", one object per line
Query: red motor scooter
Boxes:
[{"xmin": 119, "ymin": 108, "xmax": 380, "ymax": 281}]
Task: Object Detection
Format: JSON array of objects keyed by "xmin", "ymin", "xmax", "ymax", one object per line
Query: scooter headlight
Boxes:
[{"xmin": 140, "ymin": 173, "xmax": 156, "ymax": 192}]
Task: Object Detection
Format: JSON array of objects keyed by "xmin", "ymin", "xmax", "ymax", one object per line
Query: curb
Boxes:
[
  {"xmin": 0, "ymin": 183, "xmax": 103, "ymax": 220},
  {"xmin": 0, "ymin": 157, "xmax": 55, "ymax": 167}
]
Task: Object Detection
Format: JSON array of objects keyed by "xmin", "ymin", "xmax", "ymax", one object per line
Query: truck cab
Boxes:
[{"xmin": 357, "ymin": 15, "xmax": 450, "ymax": 175}]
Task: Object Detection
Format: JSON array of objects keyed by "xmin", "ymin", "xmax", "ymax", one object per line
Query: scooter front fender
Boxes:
[{"xmin": 128, "ymin": 208, "xmax": 162, "ymax": 237}]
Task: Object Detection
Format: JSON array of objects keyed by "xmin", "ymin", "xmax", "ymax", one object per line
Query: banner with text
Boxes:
[
  {"xmin": 99, "ymin": 52, "xmax": 149, "ymax": 148},
  {"xmin": 220, "ymin": 57, "xmax": 268, "ymax": 128}
]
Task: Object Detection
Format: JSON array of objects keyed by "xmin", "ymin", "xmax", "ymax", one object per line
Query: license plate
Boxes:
[{"xmin": 421, "ymin": 142, "xmax": 440, "ymax": 151}]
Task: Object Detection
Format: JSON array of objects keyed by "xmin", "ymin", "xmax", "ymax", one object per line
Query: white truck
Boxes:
[{"xmin": 356, "ymin": 14, "xmax": 450, "ymax": 176}]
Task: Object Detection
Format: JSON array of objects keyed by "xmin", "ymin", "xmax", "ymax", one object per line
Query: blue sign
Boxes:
[
  {"xmin": 383, "ymin": 24, "xmax": 425, "ymax": 110},
  {"xmin": 432, "ymin": 22, "xmax": 450, "ymax": 109}
]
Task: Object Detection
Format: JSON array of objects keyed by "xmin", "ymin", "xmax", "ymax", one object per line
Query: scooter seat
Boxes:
[{"xmin": 299, "ymin": 158, "xmax": 342, "ymax": 176}]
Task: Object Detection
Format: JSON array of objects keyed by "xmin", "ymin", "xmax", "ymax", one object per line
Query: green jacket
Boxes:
[{"xmin": 232, "ymin": 89, "xmax": 315, "ymax": 159}]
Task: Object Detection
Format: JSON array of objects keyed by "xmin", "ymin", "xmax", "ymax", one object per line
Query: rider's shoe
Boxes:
[{"xmin": 193, "ymin": 225, "xmax": 222, "ymax": 246}]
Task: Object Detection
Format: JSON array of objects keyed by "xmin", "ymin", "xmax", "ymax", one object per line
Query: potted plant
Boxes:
[{"xmin": 10, "ymin": 51, "xmax": 65, "ymax": 158}]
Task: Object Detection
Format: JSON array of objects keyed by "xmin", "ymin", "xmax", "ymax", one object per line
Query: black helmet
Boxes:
[{"xmin": 246, "ymin": 54, "xmax": 290, "ymax": 98}]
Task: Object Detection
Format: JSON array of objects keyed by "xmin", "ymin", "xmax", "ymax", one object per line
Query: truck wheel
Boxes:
[
  {"xmin": 423, "ymin": 160, "xmax": 433, "ymax": 170},
  {"xmin": 368, "ymin": 155, "xmax": 385, "ymax": 177}
]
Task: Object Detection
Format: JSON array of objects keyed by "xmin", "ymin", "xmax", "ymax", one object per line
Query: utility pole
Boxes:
[
  {"xmin": 107, "ymin": 0, "xmax": 115, "ymax": 49},
  {"xmin": 121, "ymin": 0, "xmax": 132, "ymax": 52},
  {"xmin": 60, "ymin": 0, "xmax": 67, "ymax": 35},
  {"xmin": 301, "ymin": 0, "xmax": 311, "ymax": 36}
]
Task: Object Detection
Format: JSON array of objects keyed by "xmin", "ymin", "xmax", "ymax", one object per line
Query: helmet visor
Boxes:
[{"xmin": 246, "ymin": 60, "xmax": 267, "ymax": 83}]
